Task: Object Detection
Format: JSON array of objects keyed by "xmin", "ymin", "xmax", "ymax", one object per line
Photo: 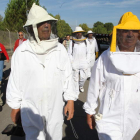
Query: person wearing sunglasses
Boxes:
[{"xmin": 13, "ymin": 31, "xmax": 26, "ymax": 51}]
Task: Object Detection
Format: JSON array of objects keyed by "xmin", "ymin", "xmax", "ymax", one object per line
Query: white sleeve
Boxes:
[
  {"xmin": 86, "ymin": 40, "xmax": 91, "ymax": 64},
  {"xmin": 83, "ymin": 57, "xmax": 103, "ymax": 115},
  {"xmin": 6, "ymin": 52, "xmax": 22, "ymax": 109},
  {"xmin": 67, "ymin": 40, "xmax": 73, "ymax": 62},
  {"xmin": 63, "ymin": 57, "xmax": 78, "ymax": 101}
]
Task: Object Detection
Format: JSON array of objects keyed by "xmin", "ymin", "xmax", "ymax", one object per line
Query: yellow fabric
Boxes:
[
  {"xmin": 73, "ymin": 38, "xmax": 87, "ymax": 41},
  {"xmin": 110, "ymin": 12, "xmax": 140, "ymax": 52},
  {"xmin": 73, "ymin": 31, "xmax": 85, "ymax": 33},
  {"xmin": 96, "ymin": 52, "xmax": 99, "ymax": 59}
]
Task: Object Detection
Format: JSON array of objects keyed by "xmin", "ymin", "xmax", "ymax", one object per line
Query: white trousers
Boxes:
[{"xmin": 73, "ymin": 69, "xmax": 88, "ymax": 93}]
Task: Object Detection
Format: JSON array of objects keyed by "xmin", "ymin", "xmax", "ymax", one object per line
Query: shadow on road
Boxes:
[
  {"xmin": 63, "ymin": 100, "xmax": 99, "ymax": 140},
  {"xmin": 10, "ymin": 136, "xmax": 25, "ymax": 140}
]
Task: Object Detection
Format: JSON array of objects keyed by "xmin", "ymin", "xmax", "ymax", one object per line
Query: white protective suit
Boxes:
[
  {"xmin": 86, "ymin": 37, "xmax": 98, "ymax": 69},
  {"xmin": 83, "ymin": 49, "xmax": 140, "ymax": 140},
  {"xmin": 84, "ymin": 11, "xmax": 140, "ymax": 140},
  {"xmin": 68, "ymin": 39, "xmax": 90, "ymax": 93},
  {"xmin": 6, "ymin": 40, "xmax": 78, "ymax": 140}
]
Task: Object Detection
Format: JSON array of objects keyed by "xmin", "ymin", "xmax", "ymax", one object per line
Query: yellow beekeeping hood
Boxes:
[{"xmin": 110, "ymin": 12, "xmax": 140, "ymax": 52}]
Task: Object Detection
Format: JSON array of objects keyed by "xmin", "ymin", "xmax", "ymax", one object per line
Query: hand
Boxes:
[
  {"xmin": 87, "ymin": 114, "xmax": 96, "ymax": 129},
  {"xmin": 6, "ymin": 60, "xmax": 9, "ymax": 63},
  {"xmin": 11, "ymin": 109, "xmax": 20, "ymax": 124},
  {"xmin": 64, "ymin": 100, "xmax": 74, "ymax": 120}
]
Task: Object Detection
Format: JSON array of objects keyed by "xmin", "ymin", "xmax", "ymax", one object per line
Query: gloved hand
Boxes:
[{"xmin": 96, "ymin": 52, "xmax": 99, "ymax": 59}]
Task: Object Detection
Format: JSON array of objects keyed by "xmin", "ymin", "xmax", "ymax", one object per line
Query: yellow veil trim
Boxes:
[{"xmin": 73, "ymin": 38, "xmax": 87, "ymax": 41}]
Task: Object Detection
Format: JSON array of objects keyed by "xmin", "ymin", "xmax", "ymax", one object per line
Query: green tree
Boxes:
[
  {"xmin": 93, "ymin": 21, "xmax": 104, "ymax": 28},
  {"xmin": 93, "ymin": 25, "xmax": 107, "ymax": 34},
  {"xmin": 57, "ymin": 20, "xmax": 72, "ymax": 38},
  {"xmin": 104, "ymin": 22, "xmax": 113, "ymax": 34},
  {"xmin": 92, "ymin": 21, "xmax": 109, "ymax": 34},
  {"xmin": 4, "ymin": 0, "xmax": 39, "ymax": 31},
  {"xmin": 0, "ymin": 15, "xmax": 3, "ymax": 22},
  {"xmin": 50, "ymin": 13, "xmax": 72, "ymax": 38},
  {"xmin": 54, "ymin": 14, "xmax": 61, "ymax": 20},
  {"xmin": 0, "ymin": 15, "xmax": 5, "ymax": 30},
  {"xmin": 79, "ymin": 23, "xmax": 90, "ymax": 32}
]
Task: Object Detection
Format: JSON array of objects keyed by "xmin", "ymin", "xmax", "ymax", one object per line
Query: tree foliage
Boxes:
[
  {"xmin": 94, "ymin": 21, "xmax": 104, "ymax": 28},
  {"xmin": 49, "ymin": 14, "xmax": 72, "ymax": 38},
  {"xmin": 92, "ymin": 21, "xmax": 113, "ymax": 34},
  {"xmin": 0, "ymin": 15, "xmax": 5, "ymax": 30},
  {"xmin": 57, "ymin": 20, "xmax": 72, "ymax": 38},
  {"xmin": 3, "ymin": 0, "xmax": 39, "ymax": 31},
  {"xmin": 104, "ymin": 22, "xmax": 113, "ymax": 34},
  {"xmin": 79, "ymin": 23, "xmax": 90, "ymax": 32}
]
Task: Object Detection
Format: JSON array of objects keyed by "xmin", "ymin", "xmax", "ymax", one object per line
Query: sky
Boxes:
[{"xmin": 0, "ymin": 0, "xmax": 140, "ymax": 30}]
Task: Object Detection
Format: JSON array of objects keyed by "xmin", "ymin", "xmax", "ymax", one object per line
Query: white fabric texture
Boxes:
[
  {"xmin": 68, "ymin": 40, "xmax": 90, "ymax": 69},
  {"xmin": 68, "ymin": 40, "xmax": 90, "ymax": 94},
  {"xmin": 29, "ymin": 38, "xmax": 58, "ymax": 54},
  {"xmin": 24, "ymin": 3, "xmax": 57, "ymax": 27},
  {"xmin": 6, "ymin": 40, "xmax": 78, "ymax": 140},
  {"xmin": 109, "ymin": 51, "xmax": 140, "ymax": 74},
  {"xmin": 83, "ymin": 49, "xmax": 140, "ymax": 140},
  {"xmin": 86, "ymin": 38, "xmax": 98, "ymax": 68}
]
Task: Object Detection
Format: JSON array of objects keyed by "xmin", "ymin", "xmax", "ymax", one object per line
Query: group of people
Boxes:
[
  {"xmin": 3, "ymin": 3, "xmax": 140, "ymax": 140},
  {"xmin": 63, "ymin": 27, "xmax": 99, "ymax": 94}
]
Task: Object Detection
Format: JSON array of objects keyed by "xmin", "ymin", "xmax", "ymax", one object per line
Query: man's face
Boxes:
[
  {"xmin": 88, "ymin": 33, "xmax": 93, "ymax": 39},
  {"xmin": 118, "ymin": 30, "xmax": 139, "ymax": 49},
  {"xmin": 66, "ymin": 36, "xmax": 70, "ymax": 41},
  {"xmin": 37, "ymin": 21, "xmax": 51, "ymax": 41},
  {"xmin": 76, "ymin": 32, "xmax": 82, "ymax": 39},
  {"xmin": 19, "ymin": 32, "xmax": 24, "ymax": 39}
]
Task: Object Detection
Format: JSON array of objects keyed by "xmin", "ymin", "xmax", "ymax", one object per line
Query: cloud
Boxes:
[
  {"xmin": 105, "ymin": 0, "xmax": 140, "ymax": 7},
  {"xmin": 46, "ymin": 0, "xmax": 140, "ymax": 12}
]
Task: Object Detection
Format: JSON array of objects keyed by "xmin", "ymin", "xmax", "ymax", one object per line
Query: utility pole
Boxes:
[{"xmin": 6, "ymin": 28, "xmax": 12, "ymax": 53}]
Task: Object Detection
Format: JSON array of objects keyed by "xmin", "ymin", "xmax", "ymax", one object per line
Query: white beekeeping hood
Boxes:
[
  {"xmin": 24, "ymin": 3, "xmax": 58, "ymax": 43},
  {"xmin": 24, "ymin": 3, "xmax": 57, "ymax": 27},
  {"xmin": 23, "ymin": 3, "xmax": 59, "ymax": 54}
]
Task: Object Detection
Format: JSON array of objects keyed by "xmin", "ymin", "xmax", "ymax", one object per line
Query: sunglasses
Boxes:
[{"xmin": 19, "ymin": 34, "xmax": 23, "ymax": 36}]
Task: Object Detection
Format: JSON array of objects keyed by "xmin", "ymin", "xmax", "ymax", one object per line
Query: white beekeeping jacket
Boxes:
[
  {"xmin": 83, "ymin": 49, "xmax": 140, "ymax": 140},
  {"xmin": 86, "ymin": 38, "xmax": 98, "ymax": 61},
  {"xmin": 68, "ymin": 40, "xmax": 90, "ymax": 69},
  {"xmin": 7, "ymin": 40, "xmax": 78, "ymax": 109},
  {"xmin": 6, "ymin": 40, "xmax": 78, "ymax": 140}
]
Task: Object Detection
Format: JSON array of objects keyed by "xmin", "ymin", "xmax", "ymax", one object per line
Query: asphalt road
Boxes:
[{"xmin": 0, "ymin": 60, "xmax": 140, "ymax": 140}]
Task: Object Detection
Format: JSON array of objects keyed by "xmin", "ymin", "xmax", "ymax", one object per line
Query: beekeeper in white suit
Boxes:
[
  {"xmin": 86, "ymin": 30, "xmax": 99, "ymax": 70},
  {"xmin": 6, "ymin": 3, "xmax": 78, "ymax": 140},
  {"xmin": 86, "ymin": 30, "xmax": 99, "ymax": 78},
  {"xmin": 68, "ymin": 26, "xmax": 90, "ymax": 93},
  {"xmin": 83, "ymin": 12, "xmax": 140, "ymax": 140}
]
